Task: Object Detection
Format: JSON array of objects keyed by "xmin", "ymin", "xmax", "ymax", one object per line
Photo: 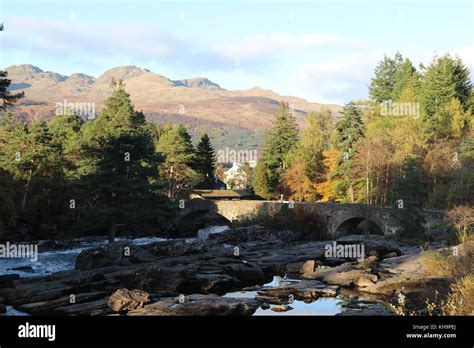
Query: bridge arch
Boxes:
[
  {"xmin": 334, "ymin": 217, "xmax": 384, "ymax": 237},
  {"xmin": 172, "ymin": 199, "xmax": 444, "ymax": 238}
]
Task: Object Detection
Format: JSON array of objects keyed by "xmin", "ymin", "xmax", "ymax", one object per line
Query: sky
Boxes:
[{"xmin": 1, "ymin": 0, "xmax": 473, "ymax": 104}]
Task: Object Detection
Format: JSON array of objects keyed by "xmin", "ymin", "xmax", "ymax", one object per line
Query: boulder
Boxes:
[
  {"xmin": 303, "ymin": 263, "xmax": 378, "ymax": 288},
  {"xmin": 107, "ymin": 288, "xmax": 150, "ymax": 312},
  {"xmin": 300, "ymin": 260, "xmax": 315, "ymax": 274},
  {"xmin": 76, "ymin": 243, "xmax": 154, "ymax": 271},
  {"xmin": 224, "ymin": 262, "xmax": 266, "ymax": 286},
  {"xmin": 271, "ymin": 304, "xmax": 293, "ymax": 312},
  {"xmin": 336, "ymin": 235, "xmax": 401, "ymax": 258}
]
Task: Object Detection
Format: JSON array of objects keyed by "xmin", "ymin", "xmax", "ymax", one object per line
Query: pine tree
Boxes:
[
  {"xmin": 0, "ymin": 70, "xmax": 24, "ymax": 110},
  {"xmin": 391, "ymin": 58, "xmax": 420, "ymax": 101},
  {"xmin": 252, "ymin": 161, "xmax": 273, "ymax": 199},
  {"xmin": 0, "ymin": 73, "xmax": 23, "ymax": 237},
  {"xmin": 82, "ymin": 81, "xmax": 172, "ymax": 243},
  {"xmin": 369, "ymin": 53, "xmax": 403, "ymax": 102},
  {"xmin": 195, "ymin": 133, "xmax": 216, "ymax": 188},
  {"xmin": 420, "ymin": 55, "xmax": 472, "ymax": 139},
  {"xmin": 252, "ymin": 102, "xmax": 299, "ymax": 199},
  {"xmin": 0, "ymin": 120, "xmax": 63, "ymax": 229},
  {"xmin": 332, "ymin": 102, "xmax": 365, "ymax": 202},
  {"xmin": 156, "ymin": 125, "xmax": 202, "ymax": 200}
]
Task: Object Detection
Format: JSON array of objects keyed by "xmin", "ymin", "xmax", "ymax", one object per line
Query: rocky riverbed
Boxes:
[{"xmin": 0, "ymin": 225, "xmax": 453, "ymax": 316}]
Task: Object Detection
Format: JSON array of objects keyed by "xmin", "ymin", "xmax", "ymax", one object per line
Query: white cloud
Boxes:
[
  {"xmin": 3, "ymin": 16, "xmax": 229, "ymax": 70},
  {"xmin": 292, "ymin": 52, "xmax": 383, "ymax": 104},
  {"xmin": 216, "ymin": 32, "xmax": 366, "ymax": 61}
]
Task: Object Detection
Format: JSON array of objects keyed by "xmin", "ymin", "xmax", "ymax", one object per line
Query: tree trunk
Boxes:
[
  {"xmin": 21, "ymin": 179, "xmax": 31, "ymax": 210},
  {"xmin": 108, "ymin": 222, "xmax": 117, "ymax": 244}
]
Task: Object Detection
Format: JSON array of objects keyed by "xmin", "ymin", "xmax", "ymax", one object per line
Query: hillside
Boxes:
[{"xmin": 5, "ymin": 64, "xmax": 342, "ymax": 148}]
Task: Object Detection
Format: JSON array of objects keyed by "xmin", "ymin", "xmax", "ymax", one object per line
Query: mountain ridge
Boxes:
[{"xmin": 3, "ymin": 64, "xmax": 342, "ymax": 148}]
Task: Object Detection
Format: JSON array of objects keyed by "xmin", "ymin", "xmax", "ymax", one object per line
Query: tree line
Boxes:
[
  {"xmin": 0, "ymin": 52, "xmax": 472, "ymax": 240},
  {"xmin": 0, "ymin": 79, "xmax": 217, "ymax": 240},
  {"xmin": 252, "ymin": 53, "xmax": 473, "ymax": 213}
]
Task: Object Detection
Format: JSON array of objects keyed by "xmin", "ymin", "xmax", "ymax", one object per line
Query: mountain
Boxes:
[
  {"xmin": 173, "ymin": 77, "xmax": 221, "ymax": 90},
  {"xmin": 4, "ymin": 64, "xmax": 342, "ymax": 149}
]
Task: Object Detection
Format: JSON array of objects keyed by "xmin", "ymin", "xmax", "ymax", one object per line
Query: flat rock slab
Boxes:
[
  {"xmin": 257, "ymin": 280, "xmax": 339, "ymax": 301},
  {"xmin": 16, "ymin": 292, "xmax": 107, "ymax": 315},
  {"xmin": 302, "ymin": 261, "xmax": 378, "ymax": 288},
  {"xmin": 127, "ymin": 294, "xmax": 260, "ymax": 316},
  {"xmin": 337, "ymin": 304, "xmax": 394, "ymax": 316}
]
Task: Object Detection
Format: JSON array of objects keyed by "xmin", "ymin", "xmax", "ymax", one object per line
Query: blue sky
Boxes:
[{"xmin": 1, "ymin": 0, "xmax": 473, "ymax": 104}]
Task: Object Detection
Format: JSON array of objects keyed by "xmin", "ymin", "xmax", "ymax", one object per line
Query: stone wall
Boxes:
[{"xmin": 178, "ymin": 199, "xmax": 446, "ymax": 237}]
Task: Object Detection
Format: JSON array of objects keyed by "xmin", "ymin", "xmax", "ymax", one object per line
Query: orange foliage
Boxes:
[
  {"xmin": 283, "ymin": 163, "xmax": 320, "ymax": 202},
  {"xmin": 315, "ymin": 150, "xmax": 339, "ymax": 202}
]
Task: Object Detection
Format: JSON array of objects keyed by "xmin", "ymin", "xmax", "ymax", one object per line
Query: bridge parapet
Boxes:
[{"xmin": 178, "ymin": 199, "xmax": 446, "ymax": 237}]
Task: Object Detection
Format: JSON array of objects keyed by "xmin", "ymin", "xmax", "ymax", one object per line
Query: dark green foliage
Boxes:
[
  {"xmin": 420, "ymin": 55, "xmax": 472, "ymax": 139},
  {"xmin": 0, "ymin": 70, "xmax": 24, "ymax": 110},
  {"xmin": 332, "ymin": 102, "xmax": 365, "ymax": 202},
  {"xmin": 252, "ymin": 102, "xmax": 299, "ymax": 199},
  {"xmin": 0, "ymin": 168, "xmax": 16, "ymax": 238},
  {"xmin": 81, "ymin": 81, "xmax": 173, "ymax": 242},
  {"xmin": 391, "ymin": 157, "xmax": 427, "ymax": 209},
  {"xmin": 195, "ymin": 133, "xmax": 216, "ymax": 188},
  {"xmin": 369, "ymin": 53, "xmax": 403, "ymax": 102},
  {"xmin": 156, "ymin": 124, "xmax": 202, "ymax": 200}
]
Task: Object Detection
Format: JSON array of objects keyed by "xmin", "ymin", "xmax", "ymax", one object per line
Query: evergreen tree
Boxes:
[
  {"xmin": 48, "ymin": 112, "xmax": 83, "ymax": 180},
  {"xmin": 0, "ymin": 168, "xmax": 16, "ymax": 238},
  {"xmin": 369, "ymin": 53, "xmax": 403, "ymax": 102},
  {"xmin": 391, "ymin": 157, "xmax": 426, "ymax": 209},
  {"xmin": 0, "ymin": 70, "xmax": 24, "ymax": 110},
  {"xmin": 252, "ymin": 161, "xmax": 273, "ymax": 199},
  {"xmin": 156, "ymin": 125, "xmax": 202, "ymax": 200},
  {"xmin": 420, "ymin": 55, "xmax": 472, "ymax": 139},
  {"xmin": 195, "ymin": 133, "xmax": 216, "ymax": 188},
  {"xmin": 391, "ymin": 58, "xmax": 420, "ymax": 101},
  {"xmin": 82, "ymin": 81, "xmax": 171, "ymax": 243},
  {"xmin": 332, "ymin": 102, "xmax": 365, "ymax": 202},
  {"xmin": 0, "ymin": 74, "xmax": 23, "ymax": 237},
  {"xmin": 0, "ymin": 120, "xmax": 63, "ymax": 229},
  {"xmin": 252, "ymin": 102, "xmax": 299, "ymax": 199}
]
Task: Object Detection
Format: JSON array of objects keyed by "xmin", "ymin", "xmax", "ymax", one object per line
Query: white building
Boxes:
[{"xmin": 224, "ymin": 162, "xmax": 250, "ymax": 189}]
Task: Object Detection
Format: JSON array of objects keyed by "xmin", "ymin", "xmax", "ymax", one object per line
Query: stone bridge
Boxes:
[{"xmin": 178, "ymin": 199, "xmax": 445, "ymax": 237}]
